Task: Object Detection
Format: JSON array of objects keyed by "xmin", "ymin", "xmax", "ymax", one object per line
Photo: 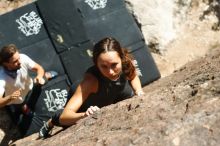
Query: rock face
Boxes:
[
  {"xmin": 0, "ymin": 0, "xmax": 33, "ymax": 15},
  {"xmin": 12, "ymin": 48, "xmax": 220, "ymax": 146},
  {"xmin": 125, "ymin": 0, "xmax": 220, "ymax": 54},
  {"xmin": 125, "ymin": 0, "xmax": 192, "ymax": 53}
]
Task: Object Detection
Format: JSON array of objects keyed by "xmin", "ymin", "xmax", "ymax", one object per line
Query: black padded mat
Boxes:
[
  {"xmin": 60, "ymin": 41, "xmax": 94, "ymax": 84},
  {"xmin": 0, "ymin": 3, "xmax": 48, "ymax": 49},
  {"xmin": 129, "ymin": 41, "xmax": 161, "ymax": 86},
  {"xmin": 20, "ymin": 38, "xmax": 65, "ymax": 76},
  {"xmin": 83, "ymin": 8, "xmax": 144, "ymax": 48},
  {"xmin": 73, "ymin": 0, "xmax": 126, "ymax": 19},
  {"xmin": 37, "ymin": 0, "xmax": 89, "ymax": 53},
  {"xmin": 19, "ymin": 75, "xmax": 70, "ymax": 137}
]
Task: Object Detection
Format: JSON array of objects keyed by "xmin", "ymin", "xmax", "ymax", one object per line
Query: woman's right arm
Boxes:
[{"xmin": 59, "ymin": 73, "xmax": 98, "ymax": 126}]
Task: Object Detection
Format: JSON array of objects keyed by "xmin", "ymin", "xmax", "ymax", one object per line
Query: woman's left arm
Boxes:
[{"xmin": 130, "ymin": 75, "xmax": 145, "ymax": 96}]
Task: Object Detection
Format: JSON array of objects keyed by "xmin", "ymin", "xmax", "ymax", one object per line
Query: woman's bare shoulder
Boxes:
[{"xmin": 81, "ymin": 73, "xmax": 98, "ymax": 92}]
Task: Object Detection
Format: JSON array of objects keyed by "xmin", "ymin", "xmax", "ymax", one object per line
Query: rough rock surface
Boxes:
[
  {"xmin": 125, "ymin": 0, "xmax": 189, "ymax": 53},
  {"xmin": 0, "ymin": 0, "xmax": 33, "ymax": 15},
  {"xmin": 11, "ymin": 48, "xmax": 220, "ymax": 146},
  {"xmin": 125, "ymin": 0, "xmax": 220, "ymax": 78}
]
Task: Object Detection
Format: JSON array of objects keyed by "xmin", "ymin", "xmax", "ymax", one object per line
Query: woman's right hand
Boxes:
[{"xmin": 85, "ymin": 106, "xmax": 100, "ymax": 116}]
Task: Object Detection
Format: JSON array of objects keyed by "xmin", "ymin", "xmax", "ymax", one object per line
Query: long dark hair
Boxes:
[
  {"xmin": 0, "ymin": 44, "xmax": 18, "ymax": 65},
  {"xmin": 93, "ymin": 37, "xmax": 136, "ymax": 80}
]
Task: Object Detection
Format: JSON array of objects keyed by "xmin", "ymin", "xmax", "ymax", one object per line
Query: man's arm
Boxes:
[
  {"xmin": 21, "ymin": 54, "xmax": 45, "ymax": 85},
  {"xmin": 0, "ymin": 95, "xmax": 12, "ymax": 108},
  {"xmin": 0, "ymin": 89, "xmax": 21, "ymax": 108},
  {"xmin": 31, "ymin": 63, "xmax": 45, "ymax": 85}
]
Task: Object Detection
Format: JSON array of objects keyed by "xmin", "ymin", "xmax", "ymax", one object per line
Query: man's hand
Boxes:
[
  {"xmin": 34, "ymin": 76, "xmax": 45, "ymax": 85},
  {"xmin": 85, "ymin": 106, "xmax": 100, "ymax": 116},
  {"xmin": 10, "ymin": 89, "xmax": 22, "ymax": 101}
]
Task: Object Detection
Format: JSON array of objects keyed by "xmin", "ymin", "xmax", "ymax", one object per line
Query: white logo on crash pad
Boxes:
[
  {"xmin": 16, "ymin": 11, "xmax": 43, "ymax": 36},
  {"xmin": 85, "ymin": 0, "xmax": 107, "ymax": 10},
  {"xmin": 44, "ymin": 89, "xmax": 68, "ymax": 112},
  {"xmin": 133, "ymin": 60, "xmax": 143, "ymax": 77}
]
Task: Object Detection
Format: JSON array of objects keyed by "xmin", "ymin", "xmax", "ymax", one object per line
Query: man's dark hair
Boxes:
[{"xmin": 0, "ymin": 44, "xmax": 18, "ymax": 65}]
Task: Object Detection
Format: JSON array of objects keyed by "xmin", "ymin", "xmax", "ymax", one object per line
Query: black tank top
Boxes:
[{"xmin": 78, "ymin": 66, "xmax": 134, "ymax": 112}]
